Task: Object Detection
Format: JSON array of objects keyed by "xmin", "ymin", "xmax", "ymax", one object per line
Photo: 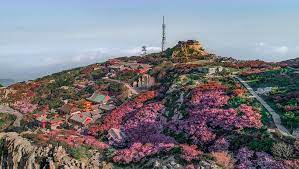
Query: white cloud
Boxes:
[
  {"xmin": 255, "ymin": 42, "xmax": 289, "ymax": 55},
  {"xmin": 71, "ymin": 46, "xmax": 161, "ymax": 63},
  {"xmin": 273, "ymin": 46, "xmax": 288, "ymax": 55},
  {"xmin": 257, "ymin": 42, "xmax": 265, "ymax": 47},
  {"xmin": 120, "ymin": 46, "xmax": 161, "ymax": 55},
  {"xmin": 42, "ymin": 57, "xmax": 62, "ymax": 66},
  {"xmin": 146, "ymin": 47, "xmax": 161, "ymax": 53}
]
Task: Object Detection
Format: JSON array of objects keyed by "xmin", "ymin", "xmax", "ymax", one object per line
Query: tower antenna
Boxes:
[{"xmin": 161, "ymin": 16, "xmax": 166, "ymax": 53}]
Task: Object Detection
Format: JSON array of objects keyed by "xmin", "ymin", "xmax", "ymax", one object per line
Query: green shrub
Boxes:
[
  {"xmin": 228, "ymin": 97, "xmax": 247, "ymax": 108},
  {"xmin": 282, "ymin": 112, "xmax": 299, "ymax": 130},
  {"xmin": 68, "ymin": 146, "xmax": 92, "ymax": 160},
  {"xmin": 248, "ymin": 137, "xmax": 274, "ymax": 152}
]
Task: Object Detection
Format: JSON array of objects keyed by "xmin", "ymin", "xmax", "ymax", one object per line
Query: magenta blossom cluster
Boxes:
[
  {"xmin": 123, "ymin": 102, "xmax": 175, "ymax": 145},
  {"xmin": 89, "ymin": 91, "xmax": 156, "ymax": 133},
  {"xmin": 208, "ymin": 137, "xmax": 230, "ymax": 152},
  {"xmin": 236, "ymin": 104, "xmax": 263, "ymax": 129},
  {"xmin": 12, "ymin": 100, "xmax": 38, "ymax": 114},
  {"xmin": 190, "ymin": 90, "xmax": 230, "ymax": 108},
  {"xmin": 236, "ymin": 147, "xmax": 285, "ymax": 169},
  {"xmin": 236, "ymin": 147, "xmax": 254, "ymax": 169},
  {"xmin": 168, "ymin": 83, "xmax": 262, "ymax": 145},
  {"xmin": 180, "ymin": 144, "xmax": 203, "ymax": 162},
  {"xmin": 113, "ymin": 142, "xmax": 175, "ymax": 164},
  {"xmin": 84, "ymin": 136, "xmax": 109, "ymax": 150},
  {"xmin": 255, "ymin": 152, "xmax": 284, "ymax": 169}
]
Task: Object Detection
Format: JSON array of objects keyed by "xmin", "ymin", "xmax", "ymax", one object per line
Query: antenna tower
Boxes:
[{"xmin": 161, "ymin": 16, "xmax": 166, "ymax": 53}]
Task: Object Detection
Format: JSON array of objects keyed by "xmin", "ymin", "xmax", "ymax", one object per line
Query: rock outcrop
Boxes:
[
  {"xmin": 0, "ymin": 132, "xmax": 109, "ymax": 169},
  {"xmin": 171, "ymin": 40, "xmax": 209, "ymax": 62}
]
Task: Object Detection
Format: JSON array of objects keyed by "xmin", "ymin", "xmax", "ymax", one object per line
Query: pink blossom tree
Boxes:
[{"xmin": 180, "ymin": 144, "xmax": 203, "ymax": 162}]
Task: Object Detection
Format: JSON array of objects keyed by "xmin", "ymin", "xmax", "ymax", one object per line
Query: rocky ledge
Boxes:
[{"xmin": 0, "ymin": 132, "xmax": 111, "ymax": 169}]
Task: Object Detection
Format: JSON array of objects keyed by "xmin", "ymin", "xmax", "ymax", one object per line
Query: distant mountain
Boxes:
[
  {"xmin": 0, "ymin": 79, "xmax": 15, "ymax": 87},
  {"xmin": 280, "ymin": 57, "xmax": 299, "ymax": 68}
]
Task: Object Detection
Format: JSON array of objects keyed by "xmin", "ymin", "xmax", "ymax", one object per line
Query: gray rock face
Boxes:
[{"xmin": 0, "ymin": 132, "xmax": 106, "ymax": 169}]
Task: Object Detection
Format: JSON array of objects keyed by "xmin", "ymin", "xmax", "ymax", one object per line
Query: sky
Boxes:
[{"xmin": 1, "ymin": 0, "xmax": 299, "ymax": 81}]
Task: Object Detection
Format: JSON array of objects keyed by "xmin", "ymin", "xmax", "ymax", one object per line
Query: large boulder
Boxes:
[{"xmin": 171, "ymin": 40, "xmax": 209, "ymax": 62}]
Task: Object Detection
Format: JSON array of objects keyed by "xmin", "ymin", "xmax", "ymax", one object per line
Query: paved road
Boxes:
[
  {"xmin": 0, "ymin": 105, "xmax": 23, "ymax": 127},
  {"xmin": 103, "ymin": 78, "xmax": 139, "ymax": 95},
  {"xmin": 235, "ymin": 77, "xmax": 296, "ymax": 138}
]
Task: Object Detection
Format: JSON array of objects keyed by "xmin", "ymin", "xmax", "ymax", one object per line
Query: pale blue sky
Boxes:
[{"xmin": 1, "ymin": 0, "xmax": 299, "ymax": 80}]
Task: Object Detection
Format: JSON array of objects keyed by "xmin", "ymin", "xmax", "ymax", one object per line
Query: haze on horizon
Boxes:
[{"xmin": 1, "ymin": 0, "xmax": 299, "ymax": 81}]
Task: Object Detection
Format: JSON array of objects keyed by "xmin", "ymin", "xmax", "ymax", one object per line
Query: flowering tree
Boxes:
[
  {"xmin": 236, "ymin": 104, "xmax": 263, "ymax": 129},
  {"xmin": 191, "ymin": 91, "xmax": 230, "ymax": 108},
  {"xmin": 235, "ymin": 147, "xmax": 254, "ymax": 169},
  {"xmin": 168, "ymin": 82, "xmax": 263, "ymax": 146},
  {"xmin": 84, "ymin": 136, "xmax": 109, "ymax": 150},
  {"xmin": 168, "ymin": 115, "xmax": 216, "ymax": 144},
  {"xmin": 123, "ymin": 102, "xmax": 175, "ymax": 145},
  {"xmin": 113, "ymin": 142, "xmax": 175, "ymax": 164},
  {"xmin": 211, "ymin": 152, "xmax": 234, "ymax": 169},
  {"xmin": 255, "ymin": 152, "xmax": 284, "ymax": 169},
  {"xmin": 236, "ymin": 148, "xmax": 285, "ymax": 169},
  {"xmin": 209, "ymin": 137, "xmax": 230, "ymax": 152},
  {"xmin": 12, "ymin": 100, "xmax": 38, "ymax": 114},
  {"xmin": 180, "ymin": 144, "xmax": 203, "ymax": 162},
  {"xmin": 89, "ymin": 91, "xmax": 157, "ymax": 134}
]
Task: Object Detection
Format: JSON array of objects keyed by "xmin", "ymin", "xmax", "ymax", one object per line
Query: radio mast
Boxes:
[{"xmin": 161, "ymin": 16, "xmax": 166, "ymax": 53}]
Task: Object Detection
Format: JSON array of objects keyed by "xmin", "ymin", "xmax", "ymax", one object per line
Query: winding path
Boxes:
[
  {"xmin": 0, "ymin": 105, "xmax": 23, "ymax": 127},
  {"xmin": 235, "ymin": 77, "xmax": 297, "ymax": 138}
]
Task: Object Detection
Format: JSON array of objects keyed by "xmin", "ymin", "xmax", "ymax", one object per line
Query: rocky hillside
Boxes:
[
  {"xmin": 0, "ymin": 40, "xmax": 298, "ymax": 169},
  {"xmin": 0, "ymin": 132, "xmax": 112, "ymax": 169},
  {"xmin": 280, "ymin": 57, "xmax": 299, "ymax": 68},
  {"xmin": 170, "ymin": 40, "xmax": 212, "ymax": 62}
]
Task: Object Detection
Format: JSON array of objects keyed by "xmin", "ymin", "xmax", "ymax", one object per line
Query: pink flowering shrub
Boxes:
[
  {"xmin": 211, "ymin": 151, "xmax": 234, "ymax": 169},
  {"xmin": 84, "ymin": 136, "xmax": 109, "ymax": 149},
  {"xmin": 236, "ymin": 147, "xmax": 254, "ymax": 169},
  {"xmin": 236, "ymin": 148, "xmax": 285, "ymax": 169},
  {"xmin": 113, "ymin": 142, "xmax": 175, "ymax": 164},
  {"xmin": 112, "ymin": 101, "xmax": 176, "ymax": 163},
  {"xmin": 167, "ymin": 82, "xmax": 263, "ymax": 145},
  {"xmin": 124, "ymin": 102, "xmax": 164, "ymax": 130},
  {"xmin": 236, "ymin": 104, "xmax": 263, "ymax": 129},
  {"xmin": 283, "ymin": 160, "xmax": 299, "ymax": 169},
  {"xmin": 123, "ymin": 102, "xmax": 175, "ymax": 144},
  {"xmin": 255, "ymin": 152, "xmax": 285, "ymax": 169},
  {"xmin": 209, "ymin": 137, "xmax": 230, "ymax": 152},
  {"xmin": 180, "ymin": 144, "xmax": 203, "ymax": 162},
  {"xmin": 200, "ymin": 108, "xmax": 238, "ymax": 130},
  {"xmin": 185, "ymin": 164, "xmax": 196, "ymax": 169},
  {"xmin": 190, "ymin": 90, "xmax": 230, "ymax": 108},
  {"xmin": 12, "ymin": 100, "xmax": 38, "ymax": 114},
  {"xmin": 168, "ymin": 106, "xmax": 262, "ymax": 144},
  {"xmin": 89, "ymin": 91, "xmax": 156, "ymax": 134},
  {"xmin": 168, "ymin": 116, "xmax": 216, "ymax": 144}
]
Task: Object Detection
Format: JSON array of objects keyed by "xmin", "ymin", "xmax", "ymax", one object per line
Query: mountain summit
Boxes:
[{"xmin": 171, "ymin": 40, "xmax": 209, "ymax": 62}]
